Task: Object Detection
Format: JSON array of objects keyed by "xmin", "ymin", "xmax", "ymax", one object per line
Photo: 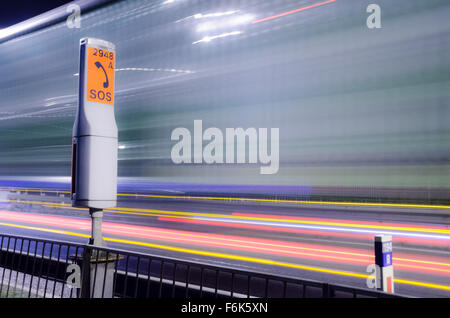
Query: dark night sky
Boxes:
[{"xmin": 0, "ymin": 0, "xmax": 73, "ymax": 28}]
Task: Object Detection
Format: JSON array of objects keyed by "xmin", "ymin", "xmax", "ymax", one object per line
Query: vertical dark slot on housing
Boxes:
[{"xmin": 71, "ymin": 141, "xmax": 77, "ymax": 198}]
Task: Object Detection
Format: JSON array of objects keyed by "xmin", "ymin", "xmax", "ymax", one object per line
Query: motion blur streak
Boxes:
[
  {"xmin": 11, "ymin": 198, "xmax": 450, "ymax": 247},
  {"xmin": 110, "ymin": 208, "xmax": 450, "ymax": 236},
  {"xmin": 6, "ymin": 198, "xmax": 450, "ymax": 243},
  {"xmin": 4, "ymin": 189, "xmax": 450, "ymax": 209},
  {"xmin": 1, "ymin": 210, "xmax": 450, "ymax": 289},
  {"xmin": 157, "ymin": 217, "xmax": 450, "ymax": 247},
  {"xmin": 1, "ymin": 0, "xmax": 450, "ymax": 202},
  {"xmin": 1, "ymin": 0, "xmax": 450, "ymax": 298},
  {"xmin": 252, "ymin": 0, "xmax": 338, "ymax": 24},
  {"xmin": 121, "ymin": 194, "xmax": 450, "ymax": 210},
  {"xmin": 232, "ymin": 213, "xmax": 450, "ymax": 230},
  {"xmin": 194, "ymin": 216, "xmax": 450, "ymax": 241},
  {"xmin": 1, "ymin": 210, "xmax": 449, "ymax": 274},
  {"xmin": 7, "ymin": 199, "xmax": 449, "ymax": 236}
]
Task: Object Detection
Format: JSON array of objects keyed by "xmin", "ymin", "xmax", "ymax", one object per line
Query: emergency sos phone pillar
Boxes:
[
  {"xmin": 72, "ymin": 37, "xmax": 117, "ymax": 247},
  {"xmin": 72, "ymin": 38, "xmax": 118, "ymax": 298}
]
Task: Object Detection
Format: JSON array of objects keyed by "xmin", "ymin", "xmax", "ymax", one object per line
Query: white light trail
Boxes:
[
  {"xmin": 196, "ymin": 14, "xmax": 254, "ymax": 32},
  {"xmin": 192, "ymin": 31, "xmax": 243, "ymax": 44}
]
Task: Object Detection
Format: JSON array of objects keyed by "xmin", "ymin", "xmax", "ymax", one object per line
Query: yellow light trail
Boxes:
[
  {"xmin": 2, "ymin": 187, "xmax": 450, "ymax": 210},
  {"xmin": 5, "ymin": 201, "xmax": 450, "ymax": 271},
  {"xmin": 8, "ymin": 202, "xmax": 450, "ymax": 271},
  {"xmin": 6, "ymin": 199, "xmax": 450, "ymax": 236},
  {"xmin": 9, "ymin": 203, "xmax": 450, "ymax": 272},
  {"xmin": 111, "ymin": 206, "xmax": 450, "ymax": 235}
]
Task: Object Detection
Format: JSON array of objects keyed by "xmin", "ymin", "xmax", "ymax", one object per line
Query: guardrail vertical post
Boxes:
[
  {"xmin": 80, "ymin": 246, "xmax": 91, "ymax": 298},
  {"xmin": 322, "ymin": 283, "xmax": 330, "ymax": 298}
]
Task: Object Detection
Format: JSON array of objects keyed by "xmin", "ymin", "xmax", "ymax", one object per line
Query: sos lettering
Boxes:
[{"xmin": 89, "ymin": 89, "xmax": 112, "ymax": 102}]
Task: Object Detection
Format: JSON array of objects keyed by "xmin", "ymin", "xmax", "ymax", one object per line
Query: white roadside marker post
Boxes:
[{"xmin": 374, "ymin": 234, "xmax": 395, "ymax": 293}]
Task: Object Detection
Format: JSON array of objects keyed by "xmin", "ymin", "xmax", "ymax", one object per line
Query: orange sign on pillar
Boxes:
[{"xmin": 86, "ymin": 47, "xmax": 115, "ymax": 105}]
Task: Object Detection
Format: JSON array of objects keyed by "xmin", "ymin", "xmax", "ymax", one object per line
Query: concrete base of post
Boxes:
[
  {"xmin": 73, "ymin": 249, "xmax": 120, "ymax": 298},
  {"xmin": 71, "ymin": 208, "xmax": 120, "ymax": 298},
  {"xmin": 87, "ymin": 250, "xmax": 117, "ymax": 298}
]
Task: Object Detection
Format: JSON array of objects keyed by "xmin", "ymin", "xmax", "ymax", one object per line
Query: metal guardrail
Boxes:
[{"xmin": 0, "ymin": 233, "xmax": 404, "ymax": 298}]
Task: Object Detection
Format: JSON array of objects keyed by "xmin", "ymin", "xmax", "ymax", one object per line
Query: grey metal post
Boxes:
[{"xmin": 89, "ymin": 208, "xmax": 105, "ymax": 246}]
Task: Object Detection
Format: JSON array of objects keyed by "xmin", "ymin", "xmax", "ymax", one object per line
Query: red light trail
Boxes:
[
  {"xmin": 0, "ymin": 210, "xmax": 449, "ymax": 276},
  {"xmin": 252, "ymin": 0, "xmax": 338, "ymax": 24}
]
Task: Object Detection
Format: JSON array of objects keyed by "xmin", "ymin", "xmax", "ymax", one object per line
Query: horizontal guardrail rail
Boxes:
[{"xmin": 0, "ymin": 234, "xmax": 404, "ymax": 298}]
